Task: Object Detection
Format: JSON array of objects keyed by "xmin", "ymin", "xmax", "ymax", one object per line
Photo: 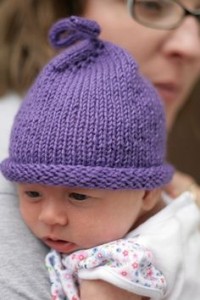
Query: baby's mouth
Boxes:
[{"xmin": 43, "ymin": 237, "xmax": 78, "ymax": 254}]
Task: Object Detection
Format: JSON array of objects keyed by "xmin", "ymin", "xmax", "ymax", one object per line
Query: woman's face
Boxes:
[{"xmin": 83, "ymin": 0, "xmax": 200, "ymax": 130}]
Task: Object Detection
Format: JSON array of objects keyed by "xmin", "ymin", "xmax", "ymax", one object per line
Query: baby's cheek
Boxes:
[
  {"xmin": 87, "ymin": 228, "xmax": 127, "ymax": 248},
  {"xmin": 100, "ymin": 219, "xmax": 135, "ymax": 242},
  {"xmin": 19, "ymin": 203, "xmax": 29, "ymax": 222},
  {"xmin": 20, "ymin": 203, "xmax": 38, "ymax": 233},
  {"xmin": 102, "ymin": 226, "xmax": 129, "ymax": 242}
]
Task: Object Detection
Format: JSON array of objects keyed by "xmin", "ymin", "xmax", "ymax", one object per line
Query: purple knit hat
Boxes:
[{"xmin": 1, "ymin": 16, "xmax": 173, "ymax": 189}]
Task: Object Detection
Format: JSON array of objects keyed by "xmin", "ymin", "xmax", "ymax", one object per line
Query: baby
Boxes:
[{"xmin": 1, "ymin": 17, "xmax": 200, "ymax": 300}]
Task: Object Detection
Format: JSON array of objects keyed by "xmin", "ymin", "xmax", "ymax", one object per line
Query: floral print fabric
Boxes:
[{"xmin": 46, "ymin": 237, "xmax": 166, "ymax": 300}]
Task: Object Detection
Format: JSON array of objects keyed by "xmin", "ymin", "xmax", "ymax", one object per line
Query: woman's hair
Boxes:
[{"xmin": 0, "ymin": 0, "xmax": 85, "ymax": 96}]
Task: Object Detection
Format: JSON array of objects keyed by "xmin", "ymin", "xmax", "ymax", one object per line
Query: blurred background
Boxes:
[{"xmin": 168, "ymin": 79, "xmax": 200, "ymax": 183}]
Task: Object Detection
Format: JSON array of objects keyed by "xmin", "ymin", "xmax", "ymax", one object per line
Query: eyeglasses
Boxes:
[{"xmin": 127, "ymin": 0, "xmax": 200, "ymax": 30}]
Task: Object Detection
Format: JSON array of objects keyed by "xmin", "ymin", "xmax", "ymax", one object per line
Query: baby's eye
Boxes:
[
  {"xmin": 68, "ymin": 192, "xmax": 89, "ymax": 201},
  {"xmin": 25, "ymin": 191, "xmax": 41, "ymax": 198}
]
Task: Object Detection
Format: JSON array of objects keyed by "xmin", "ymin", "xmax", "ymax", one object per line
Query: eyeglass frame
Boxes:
[{"xmin": 127, "ymin": 0, "xmax": 200, "ymax": 30}]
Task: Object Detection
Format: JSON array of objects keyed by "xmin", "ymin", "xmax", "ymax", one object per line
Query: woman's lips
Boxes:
[
  {"xmin": 154, "ymin": 83, "xmax": 180, "ymax": 103},
  {"xmin": 43, "ymin": 238, "xmax": 78, "ymax": 253}
]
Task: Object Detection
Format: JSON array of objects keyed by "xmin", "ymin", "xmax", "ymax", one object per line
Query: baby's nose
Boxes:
[{"xmin": 38, "ymin": 201, "xmax": 68, "ymax": 226}]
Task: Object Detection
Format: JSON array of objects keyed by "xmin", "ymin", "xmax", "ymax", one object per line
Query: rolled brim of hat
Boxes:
[{"xmin": 1, "ymin": 158, "xmax": 173, "ymax": 190}]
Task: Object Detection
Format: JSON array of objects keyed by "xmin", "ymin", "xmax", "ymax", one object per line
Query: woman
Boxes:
[
  {"xmin": 0, "ymin": 0, "xmax": 200, "ymax": 299},
  {"xmin": 84, "ymin": 0, "xmax": 200, "ymax": 199}
]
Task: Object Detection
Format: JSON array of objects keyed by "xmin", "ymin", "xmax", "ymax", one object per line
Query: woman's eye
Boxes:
[
  {"xmin": 68, "ymin": 193, "xmax": 89, "ymax": 201},
  {"xmin": 138, "ymin": 0, "xmax": 163, "ymax": 13},
  {"xmin": 25, "ymin": 191, "xmax": 41, "ymax": 198}
]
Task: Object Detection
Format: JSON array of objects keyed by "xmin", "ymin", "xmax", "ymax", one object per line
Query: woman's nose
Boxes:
[
  {"xmin": 38, "ymin": 201, "xmax": 68, "ymax": 226},
  {"xmin": 163, "ymin": 16, "xmax": 200, "ymax": 62}
]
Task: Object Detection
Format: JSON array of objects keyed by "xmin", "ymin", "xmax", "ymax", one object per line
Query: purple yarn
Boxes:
[{"xmin": 1, "ymin": 16, "xmax": 173, "ymax": 189}]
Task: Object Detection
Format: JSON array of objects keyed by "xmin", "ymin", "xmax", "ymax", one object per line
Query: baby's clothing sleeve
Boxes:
[{"xmin": 46, "ymin": 238, "xmax": 167, "ymax": 300}]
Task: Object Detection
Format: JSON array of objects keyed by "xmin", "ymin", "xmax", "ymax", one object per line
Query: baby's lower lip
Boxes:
[{"xmin": 43, "ymin": 238, "xmax": 78, "ymax": 253}]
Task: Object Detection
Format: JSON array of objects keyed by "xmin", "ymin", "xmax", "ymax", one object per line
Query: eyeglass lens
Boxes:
[{"xmin": 128, "ymin": 0, "xmax": 199, "ymax": 30}]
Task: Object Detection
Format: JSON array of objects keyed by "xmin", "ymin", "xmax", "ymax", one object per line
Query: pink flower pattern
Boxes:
[{"xmin": 46, "ymin": 237, "xmax": 167, "ymax": 300}]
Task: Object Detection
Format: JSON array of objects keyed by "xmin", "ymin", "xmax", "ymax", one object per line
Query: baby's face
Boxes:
[{"xmin": 17, "ymin": 184, "xmax": 145, "ymax": 253}]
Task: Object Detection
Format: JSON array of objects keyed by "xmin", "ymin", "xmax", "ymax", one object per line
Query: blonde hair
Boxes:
[{"xmin": 0, "ymin": 0, "xmax": 84, "ymax": 96}]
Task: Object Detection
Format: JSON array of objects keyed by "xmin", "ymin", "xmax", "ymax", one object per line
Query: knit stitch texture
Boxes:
[{"xmin": 0, "ymin": 16, "xmax": 173, "ymax": 189}]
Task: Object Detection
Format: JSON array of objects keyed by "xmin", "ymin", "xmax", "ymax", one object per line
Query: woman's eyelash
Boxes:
[
  {"xmin": 69, "ymin": 193, "xmax": 89, "ymax": 201},
  {"xmin": 25, "ymin": 191, "xmax": 41, "ymax": 198}
]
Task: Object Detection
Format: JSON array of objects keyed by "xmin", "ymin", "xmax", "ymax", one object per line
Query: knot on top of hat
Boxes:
[
  {"xmin": 49, "ymin": 16, "xmax": 101, "ymax": 49},
  {"xmin": 48, "ymin": 16, "xmax": 103, "ymax": 71}
]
